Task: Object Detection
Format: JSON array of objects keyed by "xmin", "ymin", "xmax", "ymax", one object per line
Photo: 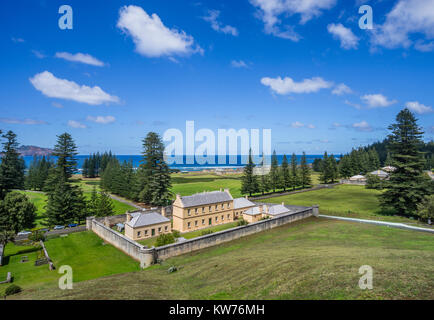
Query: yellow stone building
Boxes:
[
  {"xmin": 125, "ymin": 210, "xmax": 171, "ymax": 241},
  {"xmin": 172, "ymin": 189, "xmax": 256, "ymax": 232}
]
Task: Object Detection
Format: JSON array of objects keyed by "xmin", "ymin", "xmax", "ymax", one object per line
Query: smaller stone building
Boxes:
[
  {"xmin": 243, "ymin": 203, "xmax": 291, "ymax": 223},
  {"xmin": 125, "ymin": 210, "xmax": 171, "ymax": 241},
  {"xmin": 233, "ymin": 197, "xmax": 256, "ymax": 219}
]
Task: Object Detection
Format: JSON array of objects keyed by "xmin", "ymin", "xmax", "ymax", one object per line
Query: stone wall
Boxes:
[{"xmin": 88, "ymin": 206, "xmax": 317, "ymax": 268}]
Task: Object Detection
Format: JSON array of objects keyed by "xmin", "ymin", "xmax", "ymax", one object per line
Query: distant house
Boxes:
[
  {"xmin": 382, "ymin": 166, "xmax": 396, "ymax": 173},
  {"xmin": 349, "ymin": 175, "xmax": 367, "ymax": 183},
  {"xmin": 243, "ymin": 203, "xmax": 291, "ymax": 223},
  {"xmin": 370, "ymin": 170, "xmax": 389, "ymax": 179},
  {"xmin": 125, "ymin": 210, "xmax": 171, "ymax": 241}
]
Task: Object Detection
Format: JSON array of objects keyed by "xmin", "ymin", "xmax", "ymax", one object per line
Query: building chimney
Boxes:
[
  {"xmin": 176, "ymin": 194, "xmax": 181, "ymax": 200},
  {"xmin": 161, "ymin": 207, "xmax": 166, "ymax": 217},
  {"xmin": 245, "ymin": 195, "xmax": 248, "ymax": 199},
  {"xmin": 259, "ymin": 205, "xmax": 263, "ymax": 214},
  {"xmin": 265, "ymin": 205, "xmax": 269, "ymax": 214},
  {"xmin": 282, "ymin": 202, "xmax": 285, "ymax": 206},
  {"xmin": 126, "ymin": 212, "xmax": 132, "ymax": 222}
]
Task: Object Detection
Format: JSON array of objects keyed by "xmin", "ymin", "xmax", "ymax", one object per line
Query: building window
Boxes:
[
  {"xmin": 188, "ymin": 209, "xmax": 191, "ymax": 216},
  {"xmin": 145, "ymin": 230, "xmax": 148, "ymax": 235},
  {"xmin": 227, "ymin": 214, "xmax": 230, "ymax": 219},
  {"xmin": 137, "ymin": 231, "xmax": 141, "ymax": 237},
  {"xmin": 215, "ymin": 205, "xmax": 218, "ymax": 210},
  {"xmin": 188, "ymin": 222, "xmax": 191, "ymax": 229},
  {"xmin": 222, "ymin": 215, "xmax": 224, "ymax": 221},
  {"xmin": 221, "ymin": 204, "xmax": 224, "ymax": 209},
  {"xmin": 195, "ymin": 220, "xmax": 198, "ymax": 226},
  {"xmin": 202, "ymin": 207, "xmax": 205, "ymax": 213},
  {"xmin": 227, "ymin": 203, "xmax": 230, "ymax": 209},
  {"xmin": 165, "ymin": 226, "xmax": 168, "ymax": 231},
  {"xmin": 158, "ymin": 227, "xmax": 161, "ymax": 233},
  {"xmin": 209, "ymin": 206, "xmax": 212, "ymax": 212},
  {"xmin": 215, "ymin": 216, "xmax": 218, "ymax": 222},
  {"xmin": 195, "ymin": 208, "xmax": 198, "ymax": 214},
  {"xmin": 202, "ymin": 219, "xmax": 205, "ymax": 225}
]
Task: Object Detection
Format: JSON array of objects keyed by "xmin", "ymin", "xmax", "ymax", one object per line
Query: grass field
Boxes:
[
  {"xmin": 0, "ymin": 232, "xmax": 140, "ymax": 296},
  {"xmin": 265, "ymin": 184, "xmax": 424, "ymax": 224},
  {"xmin": 170, "ymin": 172, "xmax": 321, "ymax": 198},
  {"xmin": 10, "ymin": 218, "xmax": 434, "ymax": 300}
]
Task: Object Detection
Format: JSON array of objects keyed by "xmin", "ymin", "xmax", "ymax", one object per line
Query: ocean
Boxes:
[{"xmin": 22, "ymin": 154, "xmax": 336, "ymax": 172}]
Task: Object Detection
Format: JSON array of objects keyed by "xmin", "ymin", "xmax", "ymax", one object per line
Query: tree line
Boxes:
[
  {"xmin": 100, "ymin": 132, "xmax": 172, "ymax": 206},
  {"xmin": 241, "ymin": 151, "xmax": 312, "ymax": 197}
]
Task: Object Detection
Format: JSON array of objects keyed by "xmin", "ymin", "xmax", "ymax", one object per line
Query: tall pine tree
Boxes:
[
  {"xmin": 300, "ymin": 152, "xmax": 312, "ymax": 188},
  {"xmin": 0, "ymin": 130, "xmax": 25, "ymax": 198},
  {"xmin": 241, "ymin": 149, "xmax": 259, "ymax": 196},
  {"xmin": 380, "ymin": 109, "xmax": 433, "ymax": 216}
]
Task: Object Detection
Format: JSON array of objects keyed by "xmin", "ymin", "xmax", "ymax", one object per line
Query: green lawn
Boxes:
[
  {"xmin": 0, "ymin": 231, "xmax": 140, "ymax": 296},
  {"xmin": 11, "ymin": 218, "xmax": 434, "ymax": 300},
  {"xmin": 170, "ymin": 172, "xmax": 321, "ymax": 198},
  {"xmin": 265, "ymin": 184, "xmax": 423, "ymax": 224},
  {"xmin": 18, "ymin": 190, "xmax": 136, "ymax": 227}
]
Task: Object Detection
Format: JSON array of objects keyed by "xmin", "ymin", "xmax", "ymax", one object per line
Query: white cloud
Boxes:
[
  {"xmin": 290, "ymin": 122, "xmax": 315, "ymax": 129},
  {"xmin": 51, "ymin": 102, "xmax": 64, "ymax": 109},
  {"xmin": 68, "ymin": 120, "xmax": 87, "ymax": 129},
  {"xmin": 371, "ymin": 0, "xmax": 434, "ymax": 51},
  {"xmin": 0, "ymin": 118, "xmax": 47, "ymax": 125},
  {"xmin": 32, "ymin": 50, "xmax": 46, "ymax": 59},
  {"xmin": 261, "ymin": 76, "xmax": 333, "ymax": 95},
  {"xmin": 291, "ymin": 121, "xmax": 305, "ymax": 128},
  {"xmin": 11, "ymin": 37, "xmax": 25, "ymax": 43},
  {"xmin": 361, "ymin": 94, "xmax": 397, "ymax": 108},
  {"xmin": 405, "ymin": 101, "xmax": 433, "ymax": 114},
  {"xmin": 352, "ymin": 120, "xmax": 372, "ymax": 132},
  {"xmin": 344, "ymin": 100, "xmax": 362, "ymax": 109},
  {"xmin": 249, "ymin": 0, "xmax": 336, "ymax": 40},
  {"xmin": 55, "ymin": 52, "xmax": 105, "ymax": 67},
  {"xmin": 327, "ymin": 23, "xmax": 359, "ymax": 49},
  {"xmin": 86, "ymin": 115, "xmax": 116, "ymax": 124},
  {"xmin": 117, "ymin": 5, "xmax": 202, "ymax": 58},
  {"xmin": 29, "ymin": 71, "xmax": 119, "ymax": 105},
  {"xmin": 231, "ymin": 60, "xmax": 248, "ymax": 68},
  {"xmin": 332, "ymin": 83, "xmax": 353, "ymax": 95},
  {"xmin": 203, "ymin": 10, "xmax": 238, "ymax": 36}
]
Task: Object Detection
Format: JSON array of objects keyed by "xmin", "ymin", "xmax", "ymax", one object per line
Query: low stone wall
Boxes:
[
  {"xmin": 0, "ymin": 244, "xmax": 3, "ymax": 266},
  {"xmin": 88, "ymin": 206, "xmax": 317, "ymax": 268},
  {"xmin": 155, "ymin": 206, "xmax": 316, "ymax": 261},
  {"xmin": 87, "ymin": 217, "xmax": 154, "ymax": 268},
  {"xmin": 40, "ymin": 240, "xmax": 55, "ymax": 270}
]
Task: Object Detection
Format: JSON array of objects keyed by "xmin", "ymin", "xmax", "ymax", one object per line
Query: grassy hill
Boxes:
[{"xmin": 8, "ymin": 218, "xmax": 434, "ymax": 300}]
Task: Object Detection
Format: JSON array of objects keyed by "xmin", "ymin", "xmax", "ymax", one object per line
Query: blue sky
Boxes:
[{"xmin": 1, "ymin": 0, "xmax": 433, "ymax": 155}]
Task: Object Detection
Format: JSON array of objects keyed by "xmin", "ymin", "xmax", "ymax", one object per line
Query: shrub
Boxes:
[
  {"xmin": 172, "ymin": 230, "xmax": 180, "ymax": 238},
  {"xmin": 29, "ymin": 230, "xmax": 45, "ymax": 242},
  {"xmin": 5, "ymin": 285, "xmax": 21, "ymax": 296},
  {"xmin": 200, "ymin": 229, "xmax": 214, "ymax": 236},
  {"xmin": 155, "ymin": 233, "xmax": 175, "ymax": 247},
  {"xmin": 236, "ymin": 219, "xmax": 249, "ymax": 226}
]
